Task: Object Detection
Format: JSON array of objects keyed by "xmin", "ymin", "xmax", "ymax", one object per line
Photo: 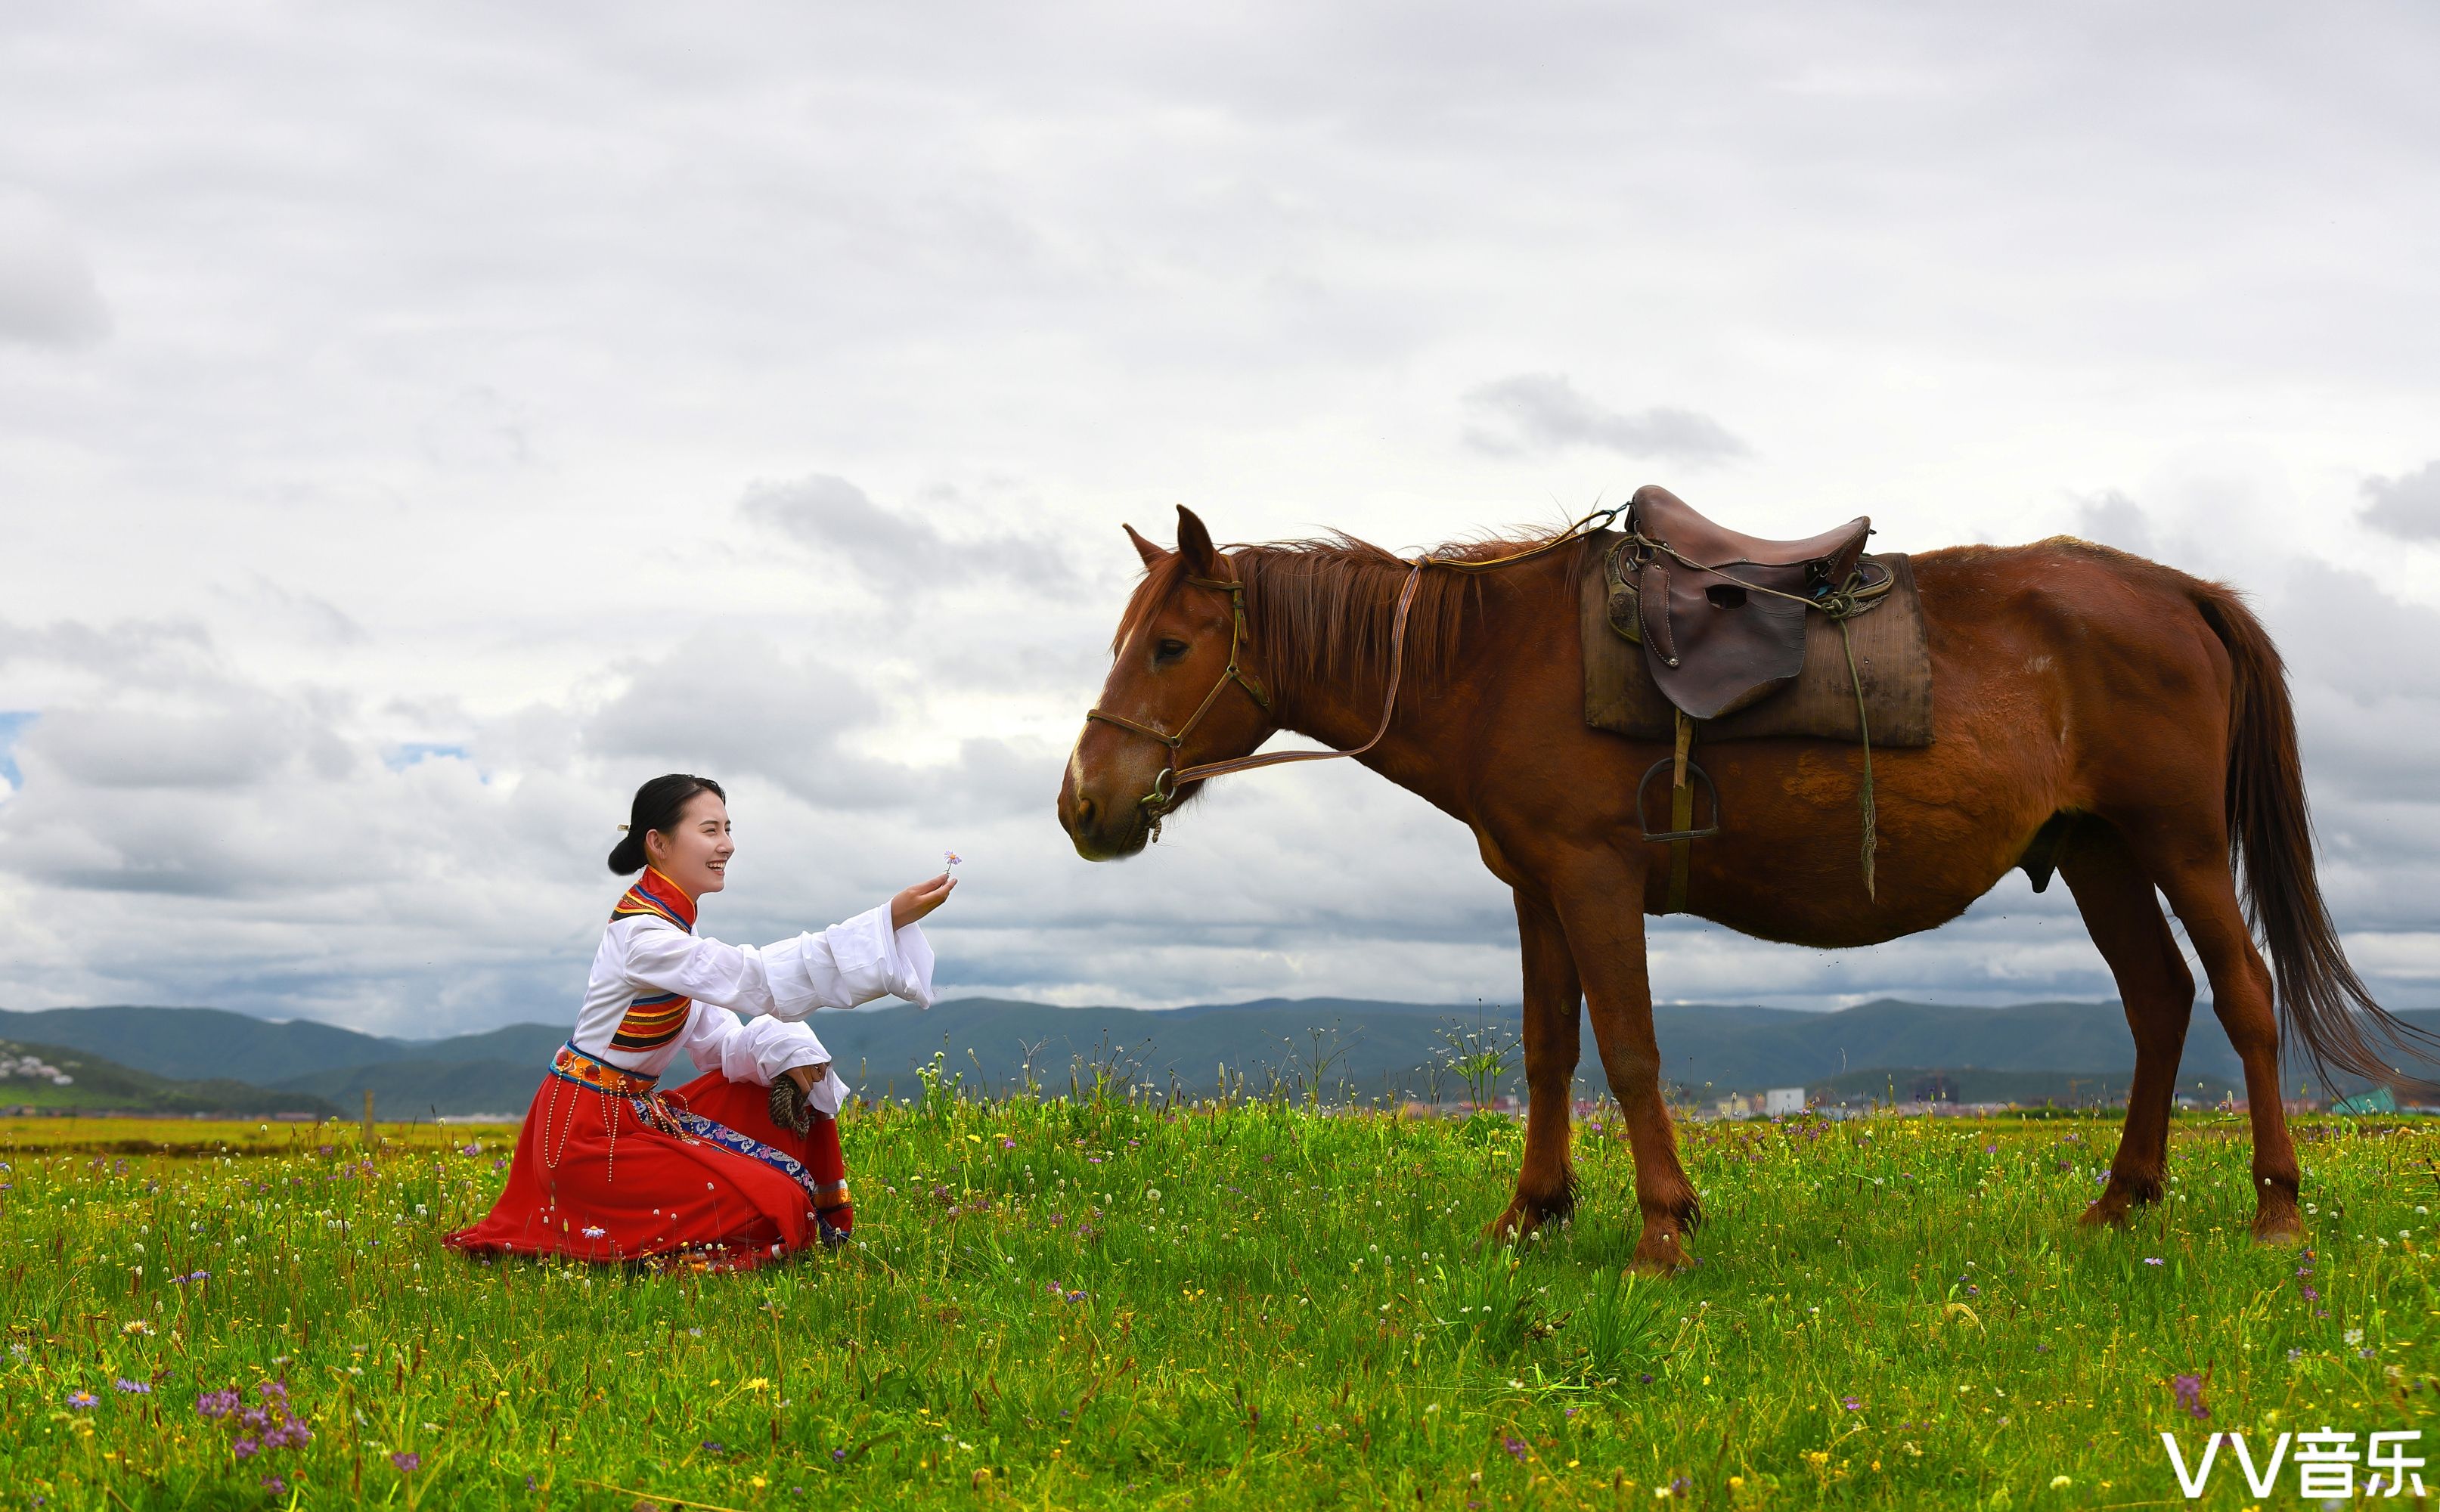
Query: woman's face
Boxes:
[{"xmin": 644, "ymin": 790, "xmax": 733, "ymax": 897}]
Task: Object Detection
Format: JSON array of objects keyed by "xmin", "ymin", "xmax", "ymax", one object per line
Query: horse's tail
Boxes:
[{"xmin": 2189, "ymin": 581, "xmax": 2440, "ymax": 1092}]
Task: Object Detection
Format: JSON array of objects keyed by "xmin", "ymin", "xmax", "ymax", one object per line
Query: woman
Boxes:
[{"xmin": 447, "ymin": 773, "xmax": 952, "ymax": 1269}]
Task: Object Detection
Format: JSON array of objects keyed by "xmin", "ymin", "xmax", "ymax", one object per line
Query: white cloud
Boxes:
[
  {"xmin": 0, "ymin": 2, "xmax": 2434, "ymax": 1033},
  {"xmin": 1462, "ymin": 374, "xmax": 1751, "ymax": 464},
  {"xmin": 2361, "ymin": 462, "xmax": 2440, "ymax": 542},
  {"xmin": 0, "ymin": 195, "xmax": 108, "ymax": 348}
]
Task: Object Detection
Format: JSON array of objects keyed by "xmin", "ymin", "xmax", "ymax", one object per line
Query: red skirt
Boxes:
[{"xmin": 446, "ymin": 1056, "xmax": 853, "ymax": 1271}]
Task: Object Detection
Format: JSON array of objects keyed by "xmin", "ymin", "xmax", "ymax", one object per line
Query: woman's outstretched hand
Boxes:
[{"xmin": 891, "ymin": 872, "xmax": 956, "ymax": 930}]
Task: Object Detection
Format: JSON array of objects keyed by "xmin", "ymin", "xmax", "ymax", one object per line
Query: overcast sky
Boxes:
[{"xmin": 2, "ymin": 2, "xmax": 2435, "ymax": 1037}]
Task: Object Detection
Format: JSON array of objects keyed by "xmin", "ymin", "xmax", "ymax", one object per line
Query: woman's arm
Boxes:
[
  {"xmin": 619, "ymin": 905, "xmax": 937, "ymax": 1019},
  {"xmin": 674, "ymin": 1007, "xmax": 848, "ymax": 1114}
]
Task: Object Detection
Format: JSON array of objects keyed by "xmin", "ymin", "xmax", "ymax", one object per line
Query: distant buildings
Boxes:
[{"xmin": 0, "ymin": 1052, "xmax": 73, "ymax": 1086}]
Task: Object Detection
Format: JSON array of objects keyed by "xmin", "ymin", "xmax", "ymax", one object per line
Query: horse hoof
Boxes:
[
  {"xmin": 1632, "ymin": 1232, "xmax": 1693, "ymax": 1272},
  {"xmin": 1483, "ymin": 1207, "xmax": 1540, "ymax": 1243},
  {"xmin": 2078, "ymin": 1198, "xmax": 2132, "ymax": 1228},
  {"xmin": 2250, "ymin": 1216, "xmax": 2304, "ymax": 1246}
]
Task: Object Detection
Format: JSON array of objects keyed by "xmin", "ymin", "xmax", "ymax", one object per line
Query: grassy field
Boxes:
[{"xmin": 2, "ymin": 1097, "xmax": 2434, "ymax": 1509}]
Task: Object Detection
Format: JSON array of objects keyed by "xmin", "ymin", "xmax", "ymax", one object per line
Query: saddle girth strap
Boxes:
[{"xmin": 1667, "ymin": 710, "xmax": 1694, "ymax": 915}]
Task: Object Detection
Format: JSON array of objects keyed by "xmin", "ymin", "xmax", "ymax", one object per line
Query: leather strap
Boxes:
[{"xmin": 1666, "ymin": 709, "xmax": 1694, "ymax": 913}]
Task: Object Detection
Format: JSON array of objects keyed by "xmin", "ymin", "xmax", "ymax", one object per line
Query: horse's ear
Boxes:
[
  {"xmin": 1122, "ymin": 523, "xmax": 1167, "ymax": 568},
  {"xmin": 1176, "ymin": 505, "xmax": 1219, "ymax": 576}
]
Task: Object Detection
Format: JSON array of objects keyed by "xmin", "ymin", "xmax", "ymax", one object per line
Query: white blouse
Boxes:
[{"xmin": 569, "ymin": 886, "xmax": 935, "ymax": 1120}]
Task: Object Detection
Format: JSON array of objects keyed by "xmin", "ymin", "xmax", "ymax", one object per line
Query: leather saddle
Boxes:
[{"xmin": 1616, "ymin": 485, "xmax": 1873, "ymax": 720}]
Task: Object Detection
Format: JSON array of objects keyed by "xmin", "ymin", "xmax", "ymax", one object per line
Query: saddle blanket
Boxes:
[{"xmin": 1580, "ymin": 531, "xmax": 1934, "ymax": 746}]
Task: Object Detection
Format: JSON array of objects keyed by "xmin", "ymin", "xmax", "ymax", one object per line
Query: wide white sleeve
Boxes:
[
  {"xmin": 675, "ymin": 1009, "xmax": 850, "ymax": 1115},
  {"xmin": 755, "ymin": 903, "xmax": 937, "ymax": 1018}
]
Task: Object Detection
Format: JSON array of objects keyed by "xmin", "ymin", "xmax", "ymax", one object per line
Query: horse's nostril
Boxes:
[{"xmin": 1074, "ymin": 795, "xmax": 1097, "ymax": 829}]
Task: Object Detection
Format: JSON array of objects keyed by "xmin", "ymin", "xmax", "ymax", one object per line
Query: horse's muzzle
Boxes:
[{"xmin": 1056, "ymin": 745, "xmax": 1161, "ymax": 860}]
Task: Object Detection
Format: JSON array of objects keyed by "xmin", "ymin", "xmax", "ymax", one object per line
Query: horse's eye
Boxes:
[{"xmin": 1154, "ymin": 638, "xmax": 1189, "ymax": 665}]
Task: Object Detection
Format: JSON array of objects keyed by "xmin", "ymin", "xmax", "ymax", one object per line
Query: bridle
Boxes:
[{"xmin": 1084, "ymin": 507, "xmax": 1621, "ymax": 839}]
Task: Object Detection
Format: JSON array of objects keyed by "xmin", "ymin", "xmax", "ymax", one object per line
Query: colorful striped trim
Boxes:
[
  {"xmin": 664, "ymin": 1107, "xmax": 825, "ymax": 1207},
  {"xmin": 608, "ymin": 992, "xmax": 692, "ymax": 1052},
  {"xmin": 547, "ymin": 1043, "xmax": 659, "ymax": 1098},
  {"xmin": 611, "ymin": 866, "xmax": 697, "ymax": 933}
]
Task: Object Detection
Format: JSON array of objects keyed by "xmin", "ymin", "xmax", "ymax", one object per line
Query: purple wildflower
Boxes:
[
  {"xmin": 702, "ymin": 1441, "xmax": 727, "ymax": 1455},
  {"xmin": 233, "ymin": 1437, "xmax": 260, "ymax": 1460},
  {"xmin": 259, "ymin": 1476, "xmax": 286, "ymax": 1495},
  {"xmin": 2170, "ymin": 1373, "xmax": 2209, "ymax": 1420},
  {"xmin": 1670, "ymin": 1476, "xmax": 1692, "ymax": 1496},
  {"xmin": 1502, "ymin": 1436, "xmax": 1527, "ymax": 1461},
  {"xmin": 1842, "ymin": 1396, "xmax": 1863, "ymax": 1411},
  {"xmin": 390, "ymin": 1452, "xmax": 421, "ymax": 1472},
  {"xmin": 832, "ymin": 1447, "xmax": 848, "ymax": 1461},
  {"xmin": 2302, "ymin": 1284, "xmax": 2321, "ymax": 1302},
  {"xmin": 197, "ymin": 1388, "xmax": 241, "ymax": 1418},
  {"xmin": 2144, "ymin": 1257, "xmax": 2165, "ymax": 1267},
  {"xmin": 113, "ymin": 1377, "xmax": 151, "ymax": 1394},
  {"xmin": 67, "ymin": 1390, "xmax": 98, "ymax": 1409}
]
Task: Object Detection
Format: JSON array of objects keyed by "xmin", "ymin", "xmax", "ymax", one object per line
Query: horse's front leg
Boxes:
[
  {"xmin": 1550, "ymin": 851, "xmax": 1700, "ymax": 1270},
  {"xmin": 1487, "ymin": 891, "xmax": 1582, "ymax": 1241}
]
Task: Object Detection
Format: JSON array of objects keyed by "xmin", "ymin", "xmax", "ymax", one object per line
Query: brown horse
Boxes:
[{"xmin": 1057, "ymin": 504, "xmax": 2429, "ymax": 1268}]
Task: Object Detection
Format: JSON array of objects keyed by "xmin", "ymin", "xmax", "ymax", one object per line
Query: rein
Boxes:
[{"xmin": 1086, "ymin": 509, "xmax": 1621, "ymax": 838}]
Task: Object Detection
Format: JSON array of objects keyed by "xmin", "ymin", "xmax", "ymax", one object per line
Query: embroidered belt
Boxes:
[{"xmin": 550, "ymin": 1043, "xmax": 659, "ymax": 1098}]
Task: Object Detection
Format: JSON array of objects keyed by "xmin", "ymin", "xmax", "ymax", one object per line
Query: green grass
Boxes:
[{"xmin": 2, "ymin": 1100, "xmax": 2435, "ymax": 1508}]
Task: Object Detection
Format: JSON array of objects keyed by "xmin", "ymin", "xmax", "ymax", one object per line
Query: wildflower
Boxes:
[
  {"xmin": 234, "ymin": 1437, "xmax": 260, "ymax": 1459},
  {"xmin": 1503, "ymin": 1436, "xmax": 1527, "ymax": 1461},
  {"xmin": 2048, "ymin": 1476, "xmax": 2070, "ymax": 1489},
  {"xmin": 832, "ymin": 1448, "xmax": 848, "ymax": 1461},
  {"xmin": 2170, "ymin": 1374, "xmax": 2209, "ymax": 1420},
  {"xmin": 390, "ymin": 1452, "xmax": 421, "ymax": 1472},
  {"xmin": 113, "ymin": 1378, "xmax": 151, "ymax": 1395},
  {"xmin": 67, "ymin": 1391, "xmax": 98, "ymax": 1408},
  {"xmin": 2344, "ymin": 1328, "xmax": 2365, "ymax": 1346},
  {"xmin": 2143, "ymin": 1256, "xmax": 2164, "ymax": 1266},
  {"xmin": 702, "ymin": 1440, "xmax": 727, "ymax": 1455},
  {"xmin": 581, "ymin": 1225, "xmax": 607, "ymax": 1238},
  {"xmin": 197, "ymin": 1389, "xmax": 241, "ymax": 1418},
  {"xmin": 1842, "ymin": 1396, "xmax": 1863, "ymax": 1411}
]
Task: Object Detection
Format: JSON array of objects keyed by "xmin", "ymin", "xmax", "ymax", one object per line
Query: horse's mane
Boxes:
[{"xmin": 1112, "ymin": 524, "xmax": 1595, "ymax": 696}]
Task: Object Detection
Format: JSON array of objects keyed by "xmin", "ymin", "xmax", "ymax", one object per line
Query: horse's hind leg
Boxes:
[
  {"xmin": 2116, "ymin": 812, "xmax": 2305, "ymax": 1242},
  {"xmin": 1487, "ymin": 893, "xmax": 1582, "ymax": 1241},
  {"xmin": 2060, "ymin": 821, "xmax": 2196, "ymax": 1226}
]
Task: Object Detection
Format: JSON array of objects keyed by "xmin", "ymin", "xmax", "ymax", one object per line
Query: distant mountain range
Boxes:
[
  {"xmin": 5, "ymin": 998, "xmax": 2430, "ymax": 1117},
  {"xmin": 0, "ymin": 1036, "xmax": 342, "ymax": 1118}
]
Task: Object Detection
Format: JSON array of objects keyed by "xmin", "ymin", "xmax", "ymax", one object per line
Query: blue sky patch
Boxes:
[
  {"xmin": 383, "ymin": 742, "xmax": 473, "ymax": 772},
  {"xmin": 0, "ymin": 711, "xmax": 36, "ymax": 789}
]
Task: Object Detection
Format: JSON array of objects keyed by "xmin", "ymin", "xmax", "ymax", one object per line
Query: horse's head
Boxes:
[{"xmin": 1059, "ymin": 506, "xmax": 1277, "ymax": 860}]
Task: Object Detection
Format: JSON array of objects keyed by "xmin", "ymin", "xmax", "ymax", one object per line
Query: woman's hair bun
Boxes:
[{"xmin": 608, "ymin": 773, "xmax": 727, "ymax": 875}]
